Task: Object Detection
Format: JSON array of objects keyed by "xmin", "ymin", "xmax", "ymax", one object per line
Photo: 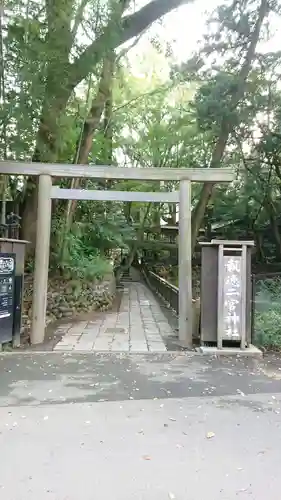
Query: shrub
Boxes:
[
  {"xmin": 51, "ymin": 220, "xmax": 112, "ymax": 281},
  {"xmin": 254, "ymin": 278, "xmax": 281, "ymax": 349},
  {"xmin": 59, "ymin": 254, "xmax": 112, "ymax": 281}
]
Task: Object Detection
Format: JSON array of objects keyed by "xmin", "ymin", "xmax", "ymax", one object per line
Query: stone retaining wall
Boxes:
[{"xmin": 22, "ymin": 272, "xmax": 116, "ymax": 335}]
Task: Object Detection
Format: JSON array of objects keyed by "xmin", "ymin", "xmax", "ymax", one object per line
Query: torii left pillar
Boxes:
[{"xmin": 30, "ymin": 174, "xmax": 52, "ymax": 344}]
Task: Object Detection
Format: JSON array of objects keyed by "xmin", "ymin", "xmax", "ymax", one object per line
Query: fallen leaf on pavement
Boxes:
[{"xmin": 237, "ymin": 389, "xmax": 245, "ymax": 396}]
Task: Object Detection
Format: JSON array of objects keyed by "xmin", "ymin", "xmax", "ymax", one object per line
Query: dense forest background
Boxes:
[{"xmin": 1, "ymin": 0, "xmax": 281, "ymax": 283}]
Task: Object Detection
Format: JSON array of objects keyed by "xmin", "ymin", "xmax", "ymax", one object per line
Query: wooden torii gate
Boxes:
[{"xmin": 0, "ymin": 162, "xmax": 235, "ymax": 347}]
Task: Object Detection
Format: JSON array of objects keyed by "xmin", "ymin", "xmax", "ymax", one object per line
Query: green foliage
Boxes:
[
  {"xmin": 74, "ymin": 194, "xmax": 136, "ymax": 253},
  {"xmin": 194, "ymin": 73, "xmax": 240, "ymax": 131},
  {"xmin": 50, "ymin": 215, "xmax": 113, "ymax": 281},
  {"xmin": 52, "ymin": 227, "xmax": 112, "ymax": 281},
  {"xmin": 254, "ymin": 278, "xmax": 281, "ymax": 349},
  {"xmin": 60, "ymin": 251, "xmax": 112, "ymax": 282}
]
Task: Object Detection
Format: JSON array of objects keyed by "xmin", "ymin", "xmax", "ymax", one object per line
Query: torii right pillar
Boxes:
[{"xmin": 178, "ymin": 179, "xmax": 193, "ymax": 348}]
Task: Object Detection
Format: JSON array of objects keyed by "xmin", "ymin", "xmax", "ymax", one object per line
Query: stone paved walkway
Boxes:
[{"xmin": 53, "ymin": 282, "xmax": 173, "ymax": 353}]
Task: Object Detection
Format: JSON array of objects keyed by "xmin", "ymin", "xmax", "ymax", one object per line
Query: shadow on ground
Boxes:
[{"xmin": 0, "ymin": 352, "xmax": 281, "ymax": 408}]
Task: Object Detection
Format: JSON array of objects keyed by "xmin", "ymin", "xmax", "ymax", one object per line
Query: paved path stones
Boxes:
[{"xmin": 54, "ymin": 283, "xmax": 172, "ymax": 353}]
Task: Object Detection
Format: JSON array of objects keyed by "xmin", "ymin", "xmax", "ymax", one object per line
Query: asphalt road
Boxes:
[{"xmin": 0, "ymin": 351, "xmax": 281, "ymax": 499}]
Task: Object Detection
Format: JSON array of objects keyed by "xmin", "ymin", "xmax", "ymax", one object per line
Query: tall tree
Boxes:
[
  {"xmin": 181, "ymin": 0, "xmax": 270, "ymax": 249},
  {"xmin": 15, "ymin": 0, "xmax": 194, "ymax": 250}
]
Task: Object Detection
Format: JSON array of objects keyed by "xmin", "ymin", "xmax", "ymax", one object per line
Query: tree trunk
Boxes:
[
  {"xmin": 255, "ymin": 232, "xmax": 265, "ymax": 263},
  {"xmin": 263, "ymin": 198, "xmax": 281, "ymax": 259},
  {"xmin": 21, "ymin": 89, "xmax": 71, "ymax": 252},
  {"xmin": 191, "ymin": 130, "xmax": 228, "ymax": 248},
  {"xmin": 0, "ymin": 4, "xmax": 8, "ymax": 226},
  {"xmin": 102, "ymin": 61, "xmax": 114, "ymax": 165},
  {"xmin": 20, "ymin": 48, "xmax": 73, "ymax": 249},
  {"xmin": 63, "ymin": 54, "xmax": 115, "ymax": 248},
  {"xmin": 190, "ymin": 0, "xmax": 269, "ymax": 252}
]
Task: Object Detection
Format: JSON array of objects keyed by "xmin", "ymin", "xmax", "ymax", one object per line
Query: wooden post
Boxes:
[
  {"xmin": 30, "ymin": 174, "xmax": 52, "ymax": 344},
  {"xmin": 178, "ymin": 179, "xmax": 192, "ymax": 347},
  {"xmin": 240, "ymin": 244, "xmax": 247, "ymax": 350},
  {"xmin": 217, "ymin": 244, "xmax": 224, "ymax": 349}
]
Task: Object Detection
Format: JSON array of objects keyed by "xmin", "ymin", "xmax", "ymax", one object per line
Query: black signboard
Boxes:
[{"xmin": 0, "ymin": 253, "xmax": 16, "ymax": 343}]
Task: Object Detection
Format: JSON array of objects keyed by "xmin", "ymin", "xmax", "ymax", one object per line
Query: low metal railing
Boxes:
[{"xmin": 141, "ymin": 264, "xmax": 179, "ymax": 314}]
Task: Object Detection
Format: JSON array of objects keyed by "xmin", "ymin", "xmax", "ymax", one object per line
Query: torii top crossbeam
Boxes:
[{"xmin": 0, "ymin": 162, "xmax": 234, "ymax": 182}]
